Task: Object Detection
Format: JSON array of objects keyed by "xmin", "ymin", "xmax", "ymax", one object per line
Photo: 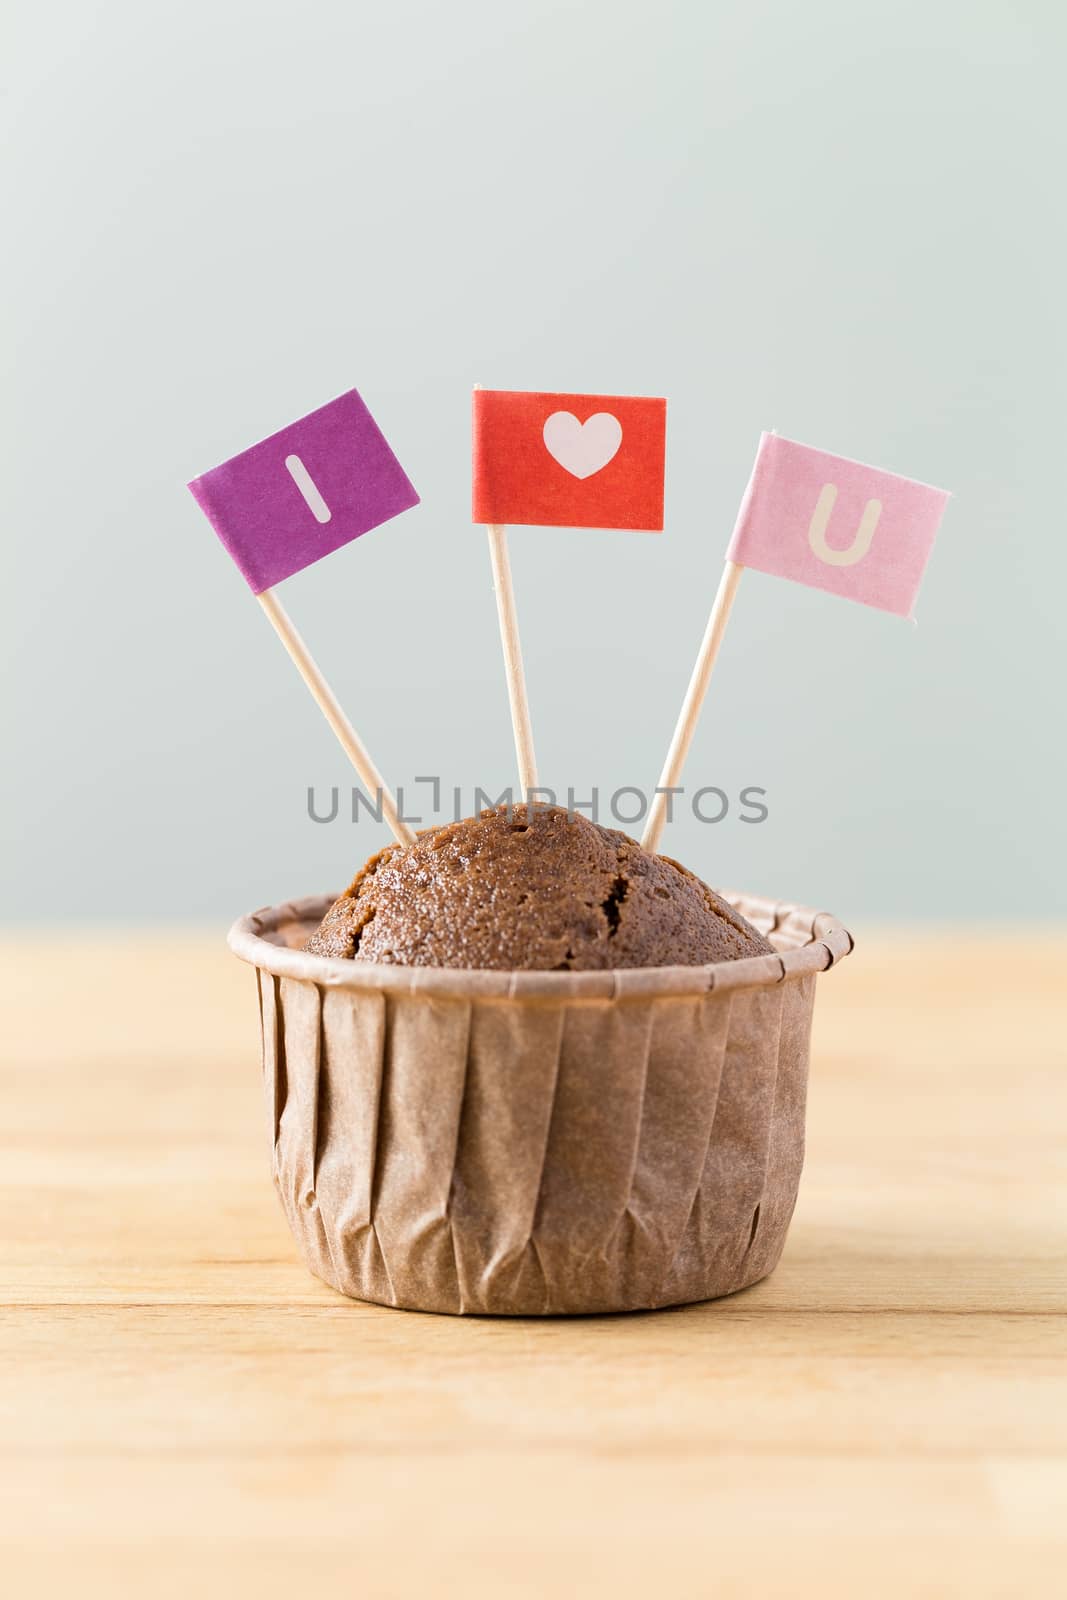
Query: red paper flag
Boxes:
[{"xmin": 472, "ymin": 389, "xmax": 666, "ymax": 531}]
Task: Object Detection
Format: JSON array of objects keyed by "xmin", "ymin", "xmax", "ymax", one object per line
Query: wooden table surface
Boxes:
[{"xmin": 2, "ymin": 929, "xmax": 1065, "ymax": 1597}]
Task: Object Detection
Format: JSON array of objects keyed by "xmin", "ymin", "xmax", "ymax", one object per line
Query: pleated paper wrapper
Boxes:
[{"xmin": 228, "ymin": 891, "xmax": 852, "ymax": 1315}]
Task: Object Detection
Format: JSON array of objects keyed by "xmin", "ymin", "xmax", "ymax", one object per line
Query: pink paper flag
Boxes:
[
  {"xmin": 188, "ymin": 389, "xmax": 419, "ymax": 593},
  {"xmin": 726, "ymin": 433, "xmax": 949, "ymax": 618}
]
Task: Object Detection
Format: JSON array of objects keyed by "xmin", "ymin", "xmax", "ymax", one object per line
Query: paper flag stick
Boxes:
[
  {"xmin": 188, "ymin": 388, "xmax": 420, "ymax": 846},
  {"xmin": 642, "ymin": 432, "xmax": 949, "ymax": 854},
  {"xmin": 486, "ymin": 520, "xmax": 539, "ymax": 794},
  {"xmin": 471, "ymin": 385, "xmax": 667, "ymax": 796},
  {"xmin": 642, "ymin": 559, "xmax": 743, "ymax": 853},
  {"xmin": 258, "ymin": 590, "xmax": 416, "ymax": 845},
  {"xmin": 473, "ymin": 386, "xmax": 538, "ymax": 795}
]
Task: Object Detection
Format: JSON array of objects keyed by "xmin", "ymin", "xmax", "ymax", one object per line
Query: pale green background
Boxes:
[{"xmin": 4, "ymin": 0, "xmax": 1064, "ymax": 924}]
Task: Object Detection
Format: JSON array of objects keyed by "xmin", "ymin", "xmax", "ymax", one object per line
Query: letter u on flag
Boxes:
[
  {"xmin": 472, "ymin": 389, "xmax": 667, "ymax": 530},
  {"xmin": 726, "ymin": 433, "xmax": 949, "ymax": 618}
]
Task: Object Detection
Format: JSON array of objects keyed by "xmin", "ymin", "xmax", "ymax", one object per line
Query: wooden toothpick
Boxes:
[
  {"xmin": 257, "ymin": 588, "xmax": 416, "ymax": 846},
  {"xmin": 485, "ymin": 521, "xmax": 539, "ymax": 796},
  {"xmin": 641, "ymin": 560, "xmax": 744, "ymax": 854},
  {"xmin": 474, "ymin": 385, "xmax": 538, "ymax": 797}
]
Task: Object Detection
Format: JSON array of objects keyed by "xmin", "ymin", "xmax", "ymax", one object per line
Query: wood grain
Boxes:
[{"xmin": 1, "ymin": 928, "xmax": 1065, "ymax": 1597}]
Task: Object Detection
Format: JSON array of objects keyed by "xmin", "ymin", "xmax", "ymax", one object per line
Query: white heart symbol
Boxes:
[{"xmin": 543, "ymin": 411, "xmax": 623, "ymax": 479}]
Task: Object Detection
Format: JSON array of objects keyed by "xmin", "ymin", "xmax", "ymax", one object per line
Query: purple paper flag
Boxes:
[{"xmin": 189, "ymin": 389, "xmax": 419, "ymax": 592}]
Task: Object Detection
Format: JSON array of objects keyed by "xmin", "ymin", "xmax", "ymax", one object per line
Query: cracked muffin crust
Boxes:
[{"xmin": 304, "ymin": 804, "xmax": 773, "ymax": 970}]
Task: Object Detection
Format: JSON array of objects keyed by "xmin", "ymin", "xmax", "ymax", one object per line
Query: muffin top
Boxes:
[{"xmin": 304, "ymin": 804, "xmax": 772, "ymax": 971}]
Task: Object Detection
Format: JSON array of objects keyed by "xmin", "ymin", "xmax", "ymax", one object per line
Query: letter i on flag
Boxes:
[
  {"xmin": 642, "ymin": 432, "xmax": 950, "ymax": 852},
  {"xmin": 188, "ymin": 389, "xmax": 421, "ymax": 844},
  {"xmin": 473, "ymin": 387, "xmax": 667, "ymax": 794}
]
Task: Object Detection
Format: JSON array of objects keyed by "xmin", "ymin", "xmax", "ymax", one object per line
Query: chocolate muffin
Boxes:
[{"xmin": 305, "ymin": 804, "xmax": 772, "ymax": 970}]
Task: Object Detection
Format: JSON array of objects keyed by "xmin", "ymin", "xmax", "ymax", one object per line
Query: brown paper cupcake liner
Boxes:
[{"xmin": 228, "ymin": 891, "xmax": 852, "ymax": 1315}]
